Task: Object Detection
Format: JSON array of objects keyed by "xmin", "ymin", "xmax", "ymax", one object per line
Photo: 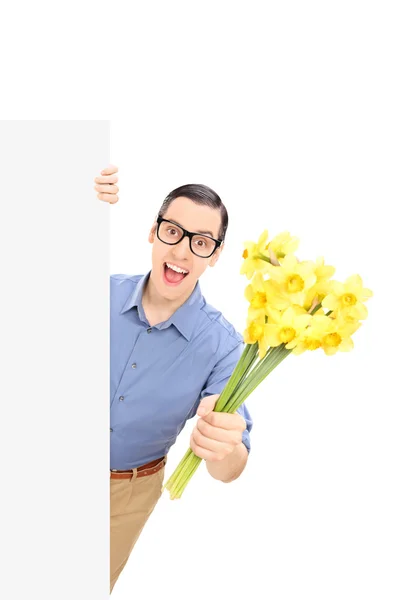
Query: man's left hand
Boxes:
[{"xmin": 190, "ymin": 394, "xmax": 246, "ymax": 462}]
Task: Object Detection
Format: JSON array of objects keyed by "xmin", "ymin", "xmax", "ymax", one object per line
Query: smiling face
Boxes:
[{"xmin": 147, "ymin": 196, "xmax": 224, "ymax": 304}]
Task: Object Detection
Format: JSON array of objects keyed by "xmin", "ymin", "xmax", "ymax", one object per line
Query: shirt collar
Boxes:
[{"xmin": 120, "ymin": 270, "xmax": 203, "ymax": 341}]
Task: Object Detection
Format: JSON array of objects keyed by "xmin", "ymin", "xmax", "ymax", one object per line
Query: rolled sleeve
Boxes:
[{"xmin": 199, "ymin": 340, "xmax": 253, "ymax": 453}]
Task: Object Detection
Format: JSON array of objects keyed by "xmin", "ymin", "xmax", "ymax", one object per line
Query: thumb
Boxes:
[{"xmin": 197, "ymin": 394, "xmax": 220, "ymax": 417}]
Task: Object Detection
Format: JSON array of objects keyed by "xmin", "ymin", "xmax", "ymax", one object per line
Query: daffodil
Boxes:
[
  {"xmin": 304, "ymin": 256, "xmax": 336, "ymax": 310},
  {"xmin": 322, "ymin": 274, "xmax": 373, "ymax": 320},
  {"xmin": 319, "ymin": 316, "xmax": 360, "ymax": 356},
  {"xmin": 266, "ymin": 253, "xmax": 317, "ymax": 307},
  {"xmin": 264, "ymin": 306, "xmax": 312, "ymax": 349},
  {"xmin": 243, "ymin": 315, "xmax": 269, "ymax": 358},
  {"xmin": 240, "ymin": 230, "xmax": 271, "ymax": 280},
  {"xmin": 266, "ymin": 231, "xmax": 300, "ymax": 260},
  {"xmin": 291, "ymin": 314, "xmax": 333, "ymax": 355},
  {"xmin": 244, "ymin": 272, "xmax": 289, "ymax": 320},
  {"xmin": 338, "ymin": 305, "xmax": 368, "ymax": 324}
]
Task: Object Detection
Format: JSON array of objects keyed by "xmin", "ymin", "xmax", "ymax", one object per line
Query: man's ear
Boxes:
[
  {"xmin": 148, "ymin": 222, "xmax": 157, "ymax": 243},
  {"xmin": 209, "ymin": 242, "xmax": 224, "ymax": 267}
]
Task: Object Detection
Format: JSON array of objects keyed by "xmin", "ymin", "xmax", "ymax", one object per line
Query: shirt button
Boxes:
[
  {"xmin": 110, "ymin": 428, "xmax": 113, "ymax": 433},
  {"xmin": 119, "ymin": 396, "xmax": 124, "ymax": 401},
  {"xmin": 147, "ymin": 327, "xmax": 152, "ymax": 333},
  {"xmin": 131, "ymin": 363, "xmax": 137, "ymax": 369}
]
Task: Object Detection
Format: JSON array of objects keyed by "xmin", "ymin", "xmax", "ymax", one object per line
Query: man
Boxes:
[{"xmin": 94, "ymin": 165, "xmax": 253, "ymax": 593}]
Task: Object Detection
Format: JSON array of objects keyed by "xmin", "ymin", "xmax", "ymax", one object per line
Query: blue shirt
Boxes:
[{"xmin": 110, "ymin": 271, "xmax": 253, "ymax": 470}]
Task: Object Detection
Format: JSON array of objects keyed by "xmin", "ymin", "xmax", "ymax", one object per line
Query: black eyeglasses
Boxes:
[{"xmin": 156, "ymin": 216, "xmax": 223, "ymax": 258}]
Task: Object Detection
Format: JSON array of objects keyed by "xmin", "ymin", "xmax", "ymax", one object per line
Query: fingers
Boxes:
[
  {"xmin": 197, "ymin": 393, "xmax": 220, "ymax": 416},
  {"xmin": 94, "ymin": 183, "xmax": 119, "ymax": 193},
  {"xmin": 202, "ymin": 411, "xmax": 247, "ymax": 432},
  {"xmin": 191, "ymin": 427, "xmax": 232, "ymax": 461},
  {"xmin": 196, "ymin": 417, "xmax": 243, "ymax": 445},
  {"xmin": 101, "ymin": 164, "xmax": 118, "ymax": 175},
  {"xmin": 97, "ymin": 193, "xmax": 119, "ymax": 204},
  {"xmin": 95, "ymin": 186, "xmax": 119, "ymax": 203},
  {"xmin": 190, "ymin": 416, "xmax": 243, "ymax": 461},
  {"xmin": 94, "ymin": 165, "xmax": 119, "ymax": 204},
  {"xmin": 94, "ymin": 175, "xmax": 118, "ymax": 184}
]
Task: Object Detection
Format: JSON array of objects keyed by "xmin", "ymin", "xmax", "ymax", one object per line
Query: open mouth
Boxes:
[{"xmin": 163, "ymin": 262, "xmax": 189, "ymax": 285}]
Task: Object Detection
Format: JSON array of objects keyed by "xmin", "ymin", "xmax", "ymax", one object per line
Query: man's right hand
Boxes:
[{"xmin": 94, "ymin": 165, "xmax": 119, "ymax": 204}]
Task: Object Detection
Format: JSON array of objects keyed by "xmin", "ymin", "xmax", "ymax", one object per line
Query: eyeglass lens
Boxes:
[{"xmin": 158, "ymin": 221, "xmax": 216, "ymax": 257}]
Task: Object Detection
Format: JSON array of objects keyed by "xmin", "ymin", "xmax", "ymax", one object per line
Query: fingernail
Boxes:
[{"xmin": 197, "ymin": 408, "xmax": 205, "ymax": 416}]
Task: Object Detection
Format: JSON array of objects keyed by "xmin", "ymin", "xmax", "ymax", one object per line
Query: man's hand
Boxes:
[
  {"xmin": 190, "ymin": 394, "xmax": 247, "ymax": 462},
  {"xmin": 94, "ymin": 164, "xmax": 119, "ymax": 204}
]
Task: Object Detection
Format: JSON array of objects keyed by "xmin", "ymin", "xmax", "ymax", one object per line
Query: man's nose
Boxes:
[{"xmin": 172, "ymin": 234, "xmax": 192, "ymax": 259}]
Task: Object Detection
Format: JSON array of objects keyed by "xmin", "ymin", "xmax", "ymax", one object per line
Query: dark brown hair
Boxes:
[{"xmin": 158, "ymin": 184, "xmax": 228, "ymax": 241}]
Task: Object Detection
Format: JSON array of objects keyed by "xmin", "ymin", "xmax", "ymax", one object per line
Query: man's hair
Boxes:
[{"xmin": 157, "ymin": 184, "xmax": 228, "ymax": 241}]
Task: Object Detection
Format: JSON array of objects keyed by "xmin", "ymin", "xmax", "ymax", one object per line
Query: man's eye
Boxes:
[
  {"xmin": 167, "ymin": 228, "xmax": 177, "ymax": 235},
  {"xmin": 194, "ymin": 238, "xmax": 209, "ymax": 248}
]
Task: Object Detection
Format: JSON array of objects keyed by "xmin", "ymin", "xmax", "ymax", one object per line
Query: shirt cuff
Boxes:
[{"xmin": 242, "ymin": 428, "xmax": 251, "ymax": 453}]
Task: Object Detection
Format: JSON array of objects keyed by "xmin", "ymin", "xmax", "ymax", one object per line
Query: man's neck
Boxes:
[{"xmin": 141, "ymin": 271, "xmax": 195, "ymax": 325}]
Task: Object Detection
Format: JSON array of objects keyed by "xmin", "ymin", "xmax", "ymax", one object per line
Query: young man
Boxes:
[{"xmin": 94, "ymin": 165, "xmax": 253, "ymax": 593}]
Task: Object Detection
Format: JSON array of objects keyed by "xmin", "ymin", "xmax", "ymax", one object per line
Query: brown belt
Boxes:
[{"xmin": 110, "ymin": 456, "xmax": 166, "ymax": 479}]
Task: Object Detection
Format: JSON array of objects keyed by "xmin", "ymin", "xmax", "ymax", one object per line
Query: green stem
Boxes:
[
  {"xmin": 222, "ymin": 345, "xmax": 282, "ymax": 412},
  {"xmin": 166, "ymin": 452, "xmax": 194, "ymax": 495},
  {"xmin": 214, "ymin": 343, "xmax": 258, "ymax": 412},
  {"xmin": 173, "ymin": 454, "xmax": 202, "ymax": 499},
  {"xmin": 219, "ymin": 344, "xmax": 276, "ymax": 414},
  {"xmin": 254, "ymin": 253, "xmax": 271, "ymax": 263},
  {"xmin": 163, "ymin": 448, "xmax": 193, "ymax": 492},
  {"xmin": 310, "ymin": 302, "xmax": 322, "ymax": 315},
  {"xmin": 230, "ymin": 346, "xmax": 291, "ymax": 410}
]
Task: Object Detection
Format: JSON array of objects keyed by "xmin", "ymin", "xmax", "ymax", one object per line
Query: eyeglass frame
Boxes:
[{"xmin": 155, "ymin": 216, "xmax": 224, "ymax": 258}]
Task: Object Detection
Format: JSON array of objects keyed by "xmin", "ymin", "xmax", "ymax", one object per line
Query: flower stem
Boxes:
[
  {"xmin": 172, "ymin": 454, "xmax": 202, "ymax": 499},
  {"xmin": 214, "ymin": 343, "xmax": 258, "ymax": 412},
  {"xmin": 228, "ymin": 345, "xmax": 291, "ymax": 411}
]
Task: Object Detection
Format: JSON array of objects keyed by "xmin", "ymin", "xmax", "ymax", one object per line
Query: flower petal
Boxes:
[
  {"xmin": 264, "ymin": 324, "xmax": 282, "ymax": 346},
  {"xmin": 339, "ymin": 337, "xmax": 354, "ymax": 352}
]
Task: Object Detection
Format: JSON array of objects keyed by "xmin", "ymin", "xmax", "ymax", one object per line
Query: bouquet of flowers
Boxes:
[{"xmin": 163, "ymin": 229, "xmax": 373, "ymax": 499}]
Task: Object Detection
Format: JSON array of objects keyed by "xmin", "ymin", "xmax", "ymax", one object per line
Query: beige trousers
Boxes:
[{"xmin": 110, "ymin": 457, "xmax": 167, "ymax": 594}]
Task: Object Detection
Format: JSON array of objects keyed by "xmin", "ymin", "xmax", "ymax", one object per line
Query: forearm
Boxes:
[{"xmin": 205, "ymin": 442, "xmax": 249, "ymax": 483}]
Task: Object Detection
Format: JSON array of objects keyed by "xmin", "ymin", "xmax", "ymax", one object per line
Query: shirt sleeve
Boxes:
[{"xmin": 194, "ymin": 340, "xmax": 253, "ymax": 453}]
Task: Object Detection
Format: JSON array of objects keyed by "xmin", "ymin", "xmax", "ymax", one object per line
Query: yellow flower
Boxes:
[
  {"xmin": 244, "ymin": 272, "xmax": 289, "ymax": 320},
  {"xmin": 322, "ymin": 274, "xmax": 373, "ymax": 319},
  {"xmin": 291, "ymin": 302, "xmax": 325, "ymax": 317},
  {"xmin": 337, "ymin": 305, "xmax": 367, "ymax": 323},
  {"xmin": 292, "ymin": 312, "xmax": 361, "ymax": 356},
  {"xmin": 266, "ymin": 231, "xmax": 300, "ymax": 260},
  {"xmin": 304, "ymin": 257, "xmax": 336, "ymax": 310},
  {"xmin": 321, "ymin": 328, "xmax": 359, "ymax": 356},
  {"xmin": 264, "ymin": 306, "xmax": 312, "ymax": 350},
  {"xmin": 266, "ymin": 254, "xmax": 317, "ymax": 307},
  {"xmin": 240, "ymin": 230, "xmax": 271, "ymax": 280},
  {"xmin": 291, "ymin": 314, "xmax": 332, "ymax": 355},
  {"xmin": 319, "ymin": 314, "xmax": 360, "ymax": 356},
  {"xmin": 314, "ymin": 255, "xmax": 336, "ymax": 281},
  {"xmin": 244, "ymin": 315, "xmax": 264, "ymax": 344},
  {"xmin": 243, "ymin": 315, "xmax": 269, "ymax": 359}
]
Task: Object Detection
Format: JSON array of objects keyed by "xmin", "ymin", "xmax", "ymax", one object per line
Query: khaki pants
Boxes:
[{"xmin": 110, "ymin": 457, "xmax": 167, "ymax": 594}]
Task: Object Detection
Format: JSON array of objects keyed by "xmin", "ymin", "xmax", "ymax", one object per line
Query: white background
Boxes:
[{"xmin": 2, "ymin": 2, "xmax": 400, "ymax": 599}]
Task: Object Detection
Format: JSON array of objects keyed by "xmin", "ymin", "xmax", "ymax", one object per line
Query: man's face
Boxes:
[{"xmin": 148, "ymin": 196, "xmax": 224, "ymax": 301}]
